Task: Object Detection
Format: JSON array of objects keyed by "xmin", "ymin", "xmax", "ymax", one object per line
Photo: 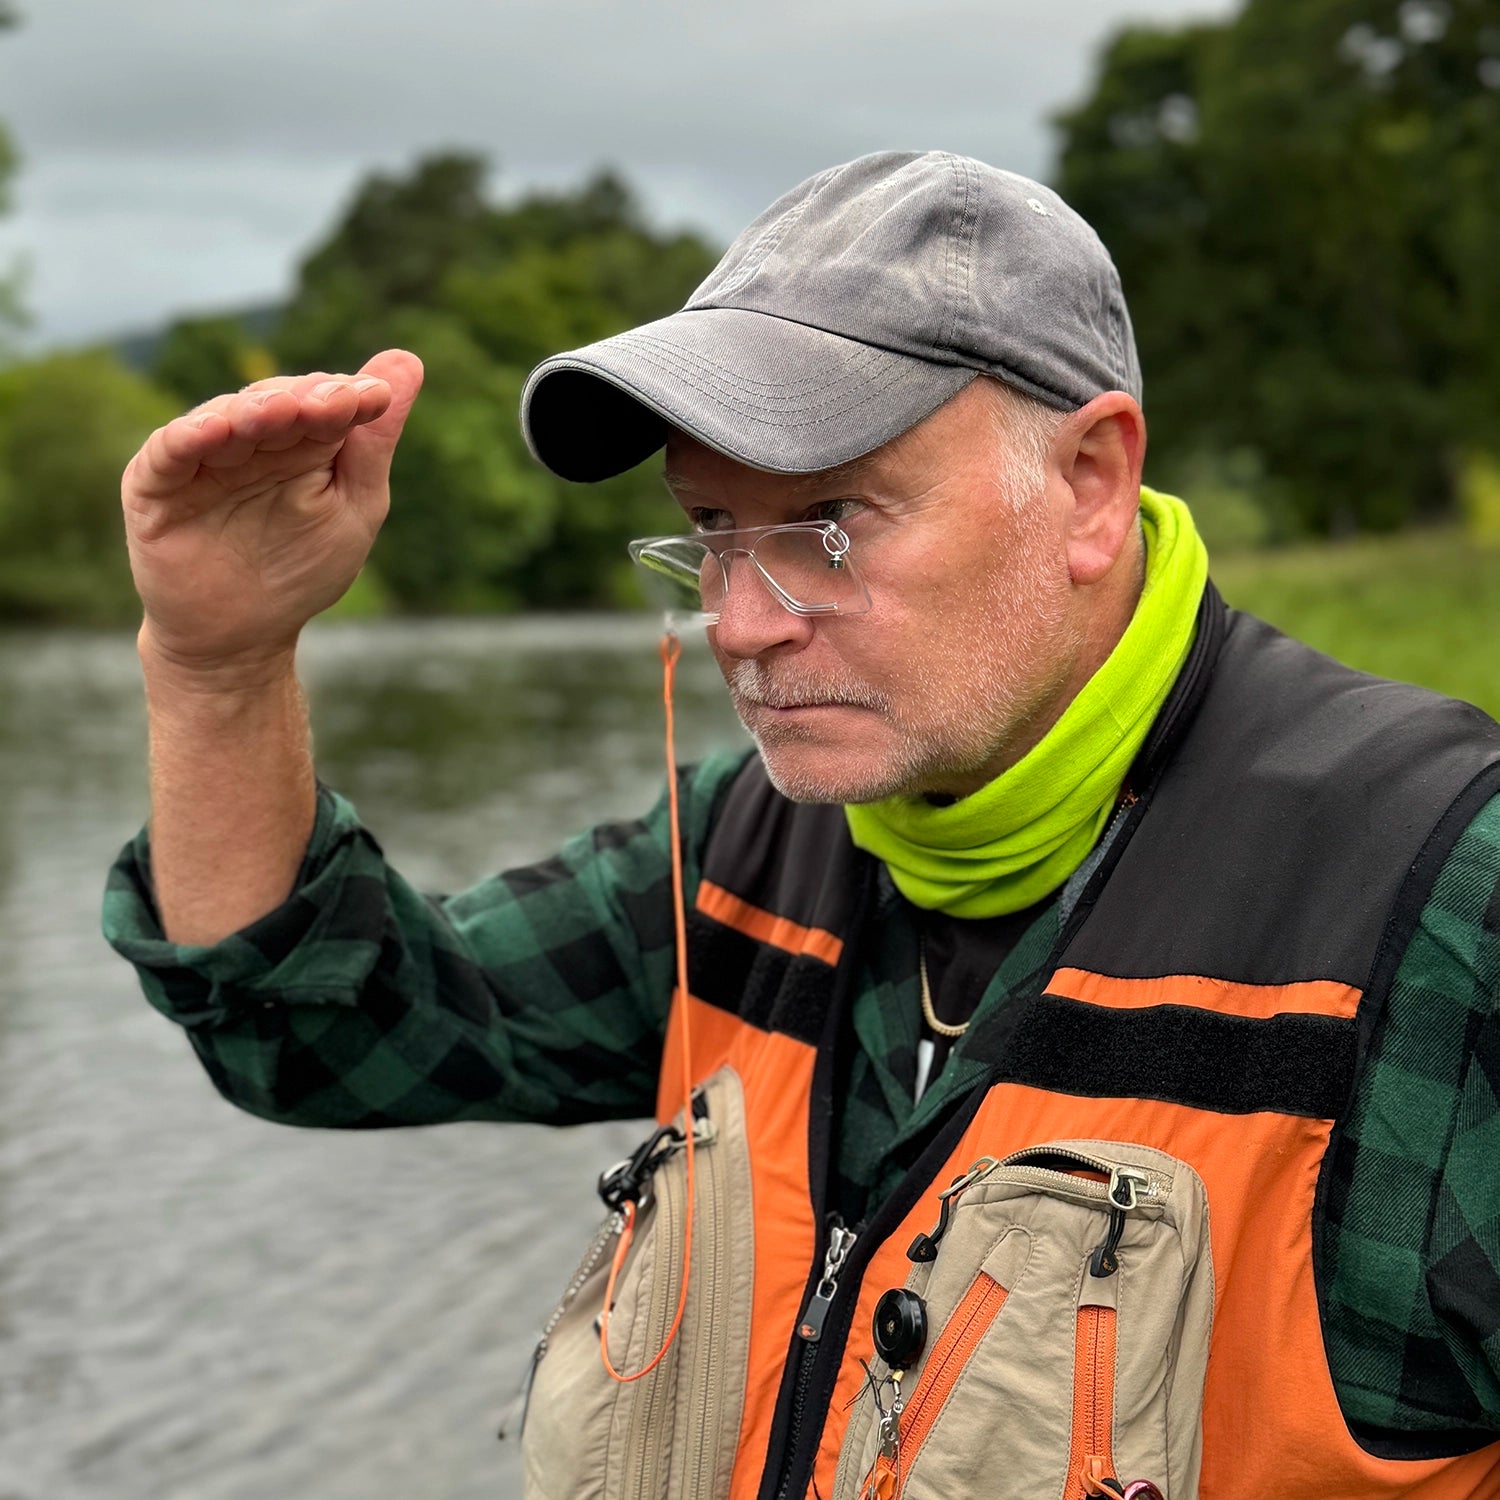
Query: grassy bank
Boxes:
[{"xmin": 1212, "ymin": 528, "xmax": 1500, "ymax": 721}]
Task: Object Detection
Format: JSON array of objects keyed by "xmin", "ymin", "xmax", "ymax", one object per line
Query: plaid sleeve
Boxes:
[
  {"xmin": 1323, "ymin": 788, "xmax": 1500, "ymax": 1436},
  {"xmin": 101, "ymin": 750, "xmax": 750, "ymax": 1130}
]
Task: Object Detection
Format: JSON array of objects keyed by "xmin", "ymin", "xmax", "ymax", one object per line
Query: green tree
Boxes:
[
  {"xmin": 274, "ymin": 154, "xmax": 496, "ymax": 374},
  {"xmin": 153, "ymin": 313, "xmax": 276, "ymax": 407},
  {"xmin": 444, "ymin": 228, "xmax": 719, "ymax": 372},
  {"xmin": 370, "ymin": 309, "xmax": 563, "ymax": 612},
  {"xmin": 273, "ymin": 152, "xmax": 718, "ymax": 611},
  {"xmin": 0, "ymin": 351, "xmax": 178, "ymax": 622},
  {"xmin": 1056, "ymin": 0, "xmax": 1500, "ymax": 536}
]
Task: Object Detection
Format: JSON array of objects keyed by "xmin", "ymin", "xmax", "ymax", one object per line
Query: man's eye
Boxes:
[
  {"xmin": 688, "ymin": 508, "xmax": 734, "ymax": 533},
  {"xmin": 808, "ymin": 499, "xmax": 866, "ymax": 524}
]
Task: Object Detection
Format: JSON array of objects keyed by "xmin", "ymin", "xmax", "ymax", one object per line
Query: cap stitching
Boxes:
[
  {"xmin": 595, "ymin": 334, "xmax": 952, "ymax": 431},
  {"xmin": 973, "ymin": 357, "xmax": 1078, "ymax": 410},
  {"xmin": 618, "ymin": 326, "xmax": 1078, "ymax": 412},
  {"xmin": 940, "ymin": 156, "xmax": 960, "ymax": 355},
  {"xmin": 565, "ymin": 324, "xmax": 1075, "ymax": 416},
  {"xmin": 618, "ymin": 328, "xmax": 892, "ymax": 402},
  {"xmin": 938, "ymin": 155, "xmax": 976, "ymax": 357},
  {"xmin": 610, "ymin": 338, "xmax": 917, "ymax": 426}
]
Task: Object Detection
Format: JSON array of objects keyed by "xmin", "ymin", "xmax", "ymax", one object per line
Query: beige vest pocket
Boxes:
[
  {"xmin": 517, "ymin": 1066, "xmax": 755, "ymax": 1500},
  {"xmin": 834, "ymin": 1139, "xmax": 1214, "ymax": 1500}
]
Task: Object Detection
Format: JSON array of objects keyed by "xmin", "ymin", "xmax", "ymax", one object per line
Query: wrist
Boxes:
[{"xmin": 137, "ymin": 620, "xmax": 302, "ymax": 701}]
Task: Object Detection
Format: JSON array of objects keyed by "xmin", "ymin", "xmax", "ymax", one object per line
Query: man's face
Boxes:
[{"xmin": 663, "ymin": 381, "xmax": 1087, "ymax": 804}]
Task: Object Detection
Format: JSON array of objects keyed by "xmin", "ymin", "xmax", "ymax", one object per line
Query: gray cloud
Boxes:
[{"xmin": 0, "ymin": 0, "xmax": 1234, "ymax": 346}]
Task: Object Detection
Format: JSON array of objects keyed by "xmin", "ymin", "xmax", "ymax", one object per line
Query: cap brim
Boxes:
[{"xmin": 521, "ymin": 307, "xmax": 976, "ymax": 482}]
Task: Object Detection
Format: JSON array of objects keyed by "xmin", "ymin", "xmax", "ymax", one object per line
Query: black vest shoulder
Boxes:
[
  {"xmin": 1064, "ymin": 599, "xmax": 1500, "ymax": 987},
  {"xmin": 693, "ymin": 587, "xmax": 1500, "ymax": 1062}
]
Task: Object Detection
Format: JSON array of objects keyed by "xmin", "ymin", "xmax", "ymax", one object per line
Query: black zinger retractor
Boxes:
[{"xmin": 872, "ymin": 1288, "xmax": 928, "ymax": 1372}]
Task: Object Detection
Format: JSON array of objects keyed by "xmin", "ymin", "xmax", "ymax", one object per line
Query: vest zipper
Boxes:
[
  {"xmin": 494, "ymin": 1211, "xmax": 621, "ymax": 1440},
  {"xmin": 797, "ymin": 1220, "xmax": 859, "ymax": 1343},
  {"xmin": 687, "ymin": 1104, "xmax": 732, "ymax": 1499},
  {"xmin": 774, "ymin": 1218, "xmax": 859, "ymax": 1500},
  {"xmin": 763, "ymin": 859, "xmax": 876, "ymax": 1500},
  {"xmin": 621, "ymin": 1245, "xmax": 678, "ymax": 1498},
  {"xmin": 622, "ymin": 1132, "xmax": 698, "ymax": 1500},
  {"xmin": 1067, "ymin": 1303, "xmax": 1119, "ymax": 1499},
  {"xmin": 997, "ymin": 1149, "xmax": 1162, "ymax": 1213},
  {"xmin": 860, "ymin": 1270, "xmax": 1010, "ymax": 1498},
  {"xmin": 760, "ymin": 1082, "xmax": 995, "ymax": 1500}
]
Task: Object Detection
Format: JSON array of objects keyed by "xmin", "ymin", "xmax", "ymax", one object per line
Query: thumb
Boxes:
[{"xmin": 336, "ymin": 348, "xmax": 426, "ymax": 494}]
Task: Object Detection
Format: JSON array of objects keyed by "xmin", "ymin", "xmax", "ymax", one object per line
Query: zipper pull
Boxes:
[
  {"xmin": 907, "ymin": 1156, "xmax": 997, "ymax": 1262},
  {"xmin": 797, "ymin": 1219, "xmax": 859, "ymax": 1342},
  {"xmin": 1091, "ymin": 1167, "xmax": 1150, "ymax": 1277},
  {"xmin": 1108, "ymin": 1166, "xmax": 1150, "ymax": 1210}
]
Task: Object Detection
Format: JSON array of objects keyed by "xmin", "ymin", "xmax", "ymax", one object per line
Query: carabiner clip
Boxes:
[{"xmin": 597, "ymin": 1122, "xmax": 683, "ymax": 1212}]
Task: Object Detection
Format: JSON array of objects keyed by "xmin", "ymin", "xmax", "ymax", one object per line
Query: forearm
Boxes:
[
  {"xmin": 139, "ymin": 624, "xmax": 317, "ymax": 946},
  {"xmin": 109, "ymin": 769, "xmax": 689, "ymax": 1130},
  {"xmin": 107, "ymin": 722, "xmax": 748, "ymax": 1130}
]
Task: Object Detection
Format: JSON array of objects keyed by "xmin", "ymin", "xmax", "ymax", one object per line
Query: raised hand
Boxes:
[{"xmin": 122, "ymin": 348, "xmax": 424, "ymax": 676}]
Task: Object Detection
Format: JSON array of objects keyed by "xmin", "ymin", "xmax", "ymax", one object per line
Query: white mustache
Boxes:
[{"xmin": 726, "ymin": 662, "xmax": 886, "ymax": 711}]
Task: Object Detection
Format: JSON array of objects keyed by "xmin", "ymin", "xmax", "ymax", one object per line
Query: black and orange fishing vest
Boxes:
[{"xmin": 655, "ymin": 587, "xmax": 1500, "ymax": 1500}]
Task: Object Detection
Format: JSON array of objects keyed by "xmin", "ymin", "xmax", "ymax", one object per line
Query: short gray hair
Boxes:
[{"xmin": 979, "ymin": 376, "xmax": 1065, "ymax": 511}]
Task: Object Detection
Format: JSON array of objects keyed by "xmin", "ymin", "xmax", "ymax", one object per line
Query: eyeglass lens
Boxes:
[
  {"xmin": 703, "ymin": 528, "xmax": 860, "ymax": 614},
  {"xmin": 633, "ymin": 526, "xmax": 868, "ymax": 617}
]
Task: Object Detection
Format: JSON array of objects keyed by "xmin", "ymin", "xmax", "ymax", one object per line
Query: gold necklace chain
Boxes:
[{"xmin": 918, "ymin": 936, "xmax": 970, "ymax": 1039}]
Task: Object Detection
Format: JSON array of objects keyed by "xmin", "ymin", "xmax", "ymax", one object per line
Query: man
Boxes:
[{"xmin": 106, "ymin": 153, "xmax": 1500, "ymax": 1498}]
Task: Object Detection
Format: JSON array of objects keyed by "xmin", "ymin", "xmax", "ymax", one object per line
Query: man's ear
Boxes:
[{"xmin": 1055, "ymin": 392, "xmax": 1146, "ymax": 586}]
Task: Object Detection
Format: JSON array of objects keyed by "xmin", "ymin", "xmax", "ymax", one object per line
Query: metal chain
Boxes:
[{"xmin": 918, "ymin": 934, "xmax": 970, "ymax": 1039}]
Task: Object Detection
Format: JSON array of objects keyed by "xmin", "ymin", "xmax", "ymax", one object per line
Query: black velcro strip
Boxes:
[
  {"xmin": 686, "ymin": 912, "xmax": 833, "ymax": 1047},
  {"xmin": 992, "ymin": 994, "xmax": 1358, "ymax": 1119}
]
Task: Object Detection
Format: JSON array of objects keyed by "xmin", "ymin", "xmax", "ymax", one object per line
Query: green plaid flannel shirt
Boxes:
[{"xmin": 103, "ymin": 755, "xmax": 1500, "ymax": 1439}]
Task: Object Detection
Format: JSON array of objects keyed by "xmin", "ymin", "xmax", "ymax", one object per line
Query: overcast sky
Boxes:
[{"xmin": 0, "ymin": 0, "xmax": 1235, "ymax": 350}]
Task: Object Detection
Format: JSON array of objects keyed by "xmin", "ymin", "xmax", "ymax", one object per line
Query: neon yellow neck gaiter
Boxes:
[{"xmin": 844, "ymin": 487, "xmax": 1207, "ymax": 919}]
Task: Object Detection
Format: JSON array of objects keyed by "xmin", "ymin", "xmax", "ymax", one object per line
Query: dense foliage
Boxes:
[
  {"xmin": 1056, "ymin": 0, "xmax": 1500, "ymax": 538},
  {"xmin": 0, "ymin": 351, "xmax": 177, "ymax": 622},
  {"xmin": 269, "ymin": 154, "xmax": 718, "ymax": 613}
]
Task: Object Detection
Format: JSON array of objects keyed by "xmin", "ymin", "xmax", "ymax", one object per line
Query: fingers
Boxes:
[
  {"xmin": 335, "ymin": 350, "xmax": 425, "ymax": 497},
  {"xmin": 217, "ymin": 378, "xmax": 391, "ymax": 458},
  {"xmin": 132, "ymin": 371, "xmax": 398, "ymax": 494}
]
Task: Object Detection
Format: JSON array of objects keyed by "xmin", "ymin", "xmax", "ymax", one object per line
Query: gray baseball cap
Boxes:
[{"xmin": 520, "ymin": 150, "xmax": 1141, "ymax": 483}]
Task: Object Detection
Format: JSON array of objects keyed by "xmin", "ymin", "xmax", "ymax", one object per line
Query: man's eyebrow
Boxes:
[
  {"xmin": 782, "ymin": 455, "xmax": 880, "ymax": 498},
  {"xmin": 661, "ymin": 454, "xmax": 880, "ymax": 502},
  {"xmin": 660, "ymin": 468, "xmax": 710, "ymax": 500}
]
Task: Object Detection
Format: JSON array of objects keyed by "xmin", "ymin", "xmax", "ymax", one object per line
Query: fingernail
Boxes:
[
  {"xmin": 186, "ymin": 413, "xmax": 211, "ymax": 429},
  {"xmin": 352, "ymin": 377, "xmax": 382, "ymax": 391},
  {"xmin": 247, "ymin": 391, "xmax": 275, "ymax": 407}
]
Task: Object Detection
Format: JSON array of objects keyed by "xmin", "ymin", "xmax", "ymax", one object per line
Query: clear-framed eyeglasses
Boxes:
[{"xmin": 627, "ymin": 521, "xmax": 872, "ymax": 623}]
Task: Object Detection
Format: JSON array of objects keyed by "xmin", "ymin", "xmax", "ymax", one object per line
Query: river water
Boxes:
[{"xmin": 0, "ymin": 616, "xmax": 748, "ymax": 1500}]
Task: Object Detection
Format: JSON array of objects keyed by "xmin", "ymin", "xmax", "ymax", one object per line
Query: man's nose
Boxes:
[{"xmin": 711, "ymin": 558, "xmax": 814, "ymax": 660}]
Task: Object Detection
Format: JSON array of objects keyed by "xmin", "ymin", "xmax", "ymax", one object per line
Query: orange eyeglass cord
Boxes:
[{"xmin": 598, "ymin": 631, "xmax": 696, "ymax": 1382}]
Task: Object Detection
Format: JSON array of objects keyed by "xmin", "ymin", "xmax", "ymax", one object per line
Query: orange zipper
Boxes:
[
  {"xmin": 861, "ymin": 1272, "xmax": 1009, "ymax": 1498},
  {"xmin": 1067, "ymin": 1303, "xmax": 1119, "ymax": 1498}
]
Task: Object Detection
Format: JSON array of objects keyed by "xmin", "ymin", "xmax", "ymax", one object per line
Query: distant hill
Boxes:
[{"xmin": 113, "ymin": 301, "xmax": 282, "ymax": 373}]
